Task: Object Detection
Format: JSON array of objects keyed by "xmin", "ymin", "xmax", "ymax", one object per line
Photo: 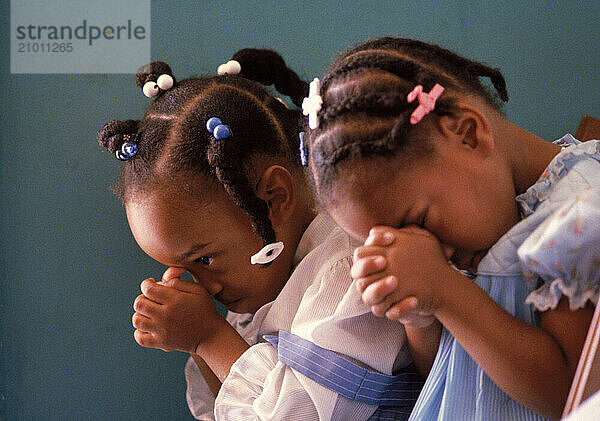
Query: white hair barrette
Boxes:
[{"xmin": 302, "ymin": 78, "xmax": 322, "ymax": 130}]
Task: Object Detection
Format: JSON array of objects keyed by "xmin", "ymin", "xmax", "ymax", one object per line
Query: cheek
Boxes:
[
  {"xmin": 437, "ymin": 202, "xmax": 513, "ymax": 251},
  {"xmin": 328, "ymin": 205, "xmax": 373, "ymax": 242}
]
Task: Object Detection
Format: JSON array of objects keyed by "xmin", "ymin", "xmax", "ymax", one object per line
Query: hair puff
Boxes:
[
  {"xmin": 97, "ymin": 119, "xmax": 139, "ymax": 154},
  {"xmin": 136, "ymin": 61, "xmax": 175, "ymax": 89},
  {"xmin": 230, "ymin": 49, "xmax": 308, "ymax": 107}
]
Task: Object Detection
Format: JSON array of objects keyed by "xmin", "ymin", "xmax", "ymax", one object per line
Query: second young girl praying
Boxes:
[
  {"xmin": 97, "ymin": 49, "xmax": 427, "ymax": 420},
  {"xmin": 304, "ymin": 37, "xmax": 600, "ymax": 420}
]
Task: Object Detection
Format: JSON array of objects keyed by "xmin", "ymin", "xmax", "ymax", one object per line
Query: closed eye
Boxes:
[
  {"xmin": 419, "ymin": 209, "xmax": 429, "ymax": 228},
  {"xmin": 194, "ymin": 256, "xmax": 214, "ymax": 266}
]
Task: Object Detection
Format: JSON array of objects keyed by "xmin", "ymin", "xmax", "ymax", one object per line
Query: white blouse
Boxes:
[{"xmin": 186, "ymin": 213, "xmax": 412, "ymax": 420}]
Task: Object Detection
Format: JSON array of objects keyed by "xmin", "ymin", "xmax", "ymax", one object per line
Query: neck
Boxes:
[
  {"xmin": 282, "ymin": 181, "xmax": 317, "ymax": 262},
  {"xmin": 497, "ymin": 118, "xmax": 562, "ymax": 195},
  {"xmin": 296, "ymin": 184, "xmax": 318, "ymax": 236}
]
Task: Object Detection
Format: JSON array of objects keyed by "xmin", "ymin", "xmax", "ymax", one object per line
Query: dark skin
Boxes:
[
  {"xmin": 129, "ymin": 164, "xmax": 316, "ymax": 386},
  {"xmin": 327, "ymin": 97, "xmax": 595, "ymax": 420},
  {"xmin": 128, "ymin": 162, "xmax": 442, "ymax": 397}
]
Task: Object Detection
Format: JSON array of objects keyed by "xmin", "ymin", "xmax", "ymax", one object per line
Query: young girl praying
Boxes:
[
  {"xmin": 303, "ymin": 37, "xmax": 600, "ymax": 420},
  {"xmin": 97, "ymin": 49, "xmax": 426, "ymax": 420}
]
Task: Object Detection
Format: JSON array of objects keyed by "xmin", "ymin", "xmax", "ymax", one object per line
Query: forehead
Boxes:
[
  {"xmin": 125, "ymin": 188, "xmax": 250, "ymax": 260},
  {"xmin": 326, "ymin": 159, "xmax": 405, "ymax": 240},
  {"xmin": 328, "ymin": 156, "xmax": 402, "ymax": 203}
]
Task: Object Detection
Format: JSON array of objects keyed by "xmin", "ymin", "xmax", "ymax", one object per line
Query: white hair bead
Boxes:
[
  {"xmin": 143, "ymin": 81, "xmax": 159, "ymax": 98},
  {"xmin": 217, "ymin": 60, "xmax": 242, "ymax": 75},
  {"xmin": 156, "ymin": 74, "xmax": 174, "ymax": 90}
]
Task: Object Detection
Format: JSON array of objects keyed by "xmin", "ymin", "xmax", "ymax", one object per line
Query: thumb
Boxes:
[
  {"xmin": 160, "ymin": 267, "xmax": 203, "ymax": 294},
  {"xmin": 140, "ymin": 278, "xmax": 157, "ymax": 296},
  {"xmin": 162, "ymin": 266, "xmax": 187, "ymax": 285},
  {"xmin": 387, "ymin": 296, "xmax": 419, "ymax": 318}
]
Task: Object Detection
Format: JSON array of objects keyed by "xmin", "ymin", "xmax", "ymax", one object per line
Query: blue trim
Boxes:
[{"xmin": 263, "ymin": 331, "xmax": 423, "ymax": 407}]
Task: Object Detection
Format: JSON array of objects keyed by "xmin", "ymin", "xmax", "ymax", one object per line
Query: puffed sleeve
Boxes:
[
  {"xmin": 518, "ymin": 188, "xmax": 600, "ymax": 311},
  {"xmin": 185, "ymin": 311, "xmax": 257, "ymax": 420},
  {"xmin": 185, "ymin": 356, "xmax": 217, "ymax": 420},
  {"xmin": 214, "ymin": 343, "xmax": 322, "ymax": 420}
]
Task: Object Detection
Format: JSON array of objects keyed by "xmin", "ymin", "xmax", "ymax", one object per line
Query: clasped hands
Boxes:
[
  {"xmin": 352, "ymin": 225, "xmax": 456, "ymax": 327},
  {"xmin": 132, "ymin": 267, "xmax": 225, "ymax": 353}
]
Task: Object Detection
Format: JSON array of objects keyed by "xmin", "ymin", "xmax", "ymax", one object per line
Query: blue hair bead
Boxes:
[
  {"xmin": 213, "ymin": 124, "xmax": 230, "ymax": 140},
  {"xmin": 115, "ymin": 150, "xmax": 127, "ymax": 160},
  {"xmin": 115, "ymin": 137, "xmax": 138, "ymax": 161},
  {"xmin": 206, "ymin": 117, "xmax": 222, "ymax": 133},
  {"xmin": 122, "ymin": 141, "xmax": 138, "ymax": 158}
]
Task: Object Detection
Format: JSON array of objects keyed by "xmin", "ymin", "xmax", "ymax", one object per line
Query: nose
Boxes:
[{"xmin": 188, "ymin": 272, "xmax": 224, "ymax": 297}]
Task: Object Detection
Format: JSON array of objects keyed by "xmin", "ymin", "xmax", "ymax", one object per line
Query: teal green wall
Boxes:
[{"xmin": 1, "ymin": 1, "xmax": 598, "ymax": 419}]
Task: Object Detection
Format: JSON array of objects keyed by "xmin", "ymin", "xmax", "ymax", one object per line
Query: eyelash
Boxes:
[
  {"xmin": 194, "ymin": 256, "xmax": 214, "ymax": 266},
  {"xmin": 418, "ymin": 210, "xmax": 428, "ymax": 228}
]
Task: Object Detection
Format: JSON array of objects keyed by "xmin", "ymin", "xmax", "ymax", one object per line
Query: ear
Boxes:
[
  {"xmin": 436, "ymin": 102, "xmax": 494, "ymax": 157},
  {"xmin": 255, "ymin": 165, "xmax": 296, "ymax": 226}
]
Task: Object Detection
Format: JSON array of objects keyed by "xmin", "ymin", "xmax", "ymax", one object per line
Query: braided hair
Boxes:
[
  {"xmin": 307, "ymin": 37, "xmax": 509, "ymax": 204},
  {"xmin": 97, "ymin": 49, "xmax": 309, "ymax": 247}
]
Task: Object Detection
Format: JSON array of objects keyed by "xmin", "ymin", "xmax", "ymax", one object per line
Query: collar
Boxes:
[{"xmin": 292, "ymin": 213, "xmax": 338, "ymax": 267}]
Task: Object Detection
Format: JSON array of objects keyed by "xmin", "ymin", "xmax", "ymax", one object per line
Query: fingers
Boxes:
[
  {"xmin": 385, "ymin": 298, "xmax": 437, "ymax": 327},
  {"xmin": 139, "ymin": 277, "xmax": 205, "ymax": 313},
  {"xmin": 351, "ymin": 253, "xmax": 387, "ymax": 279},
  {"xmin": 140, "ymin": 278, "xmax": 159, "ymax": 297},
  {"xmin": 132, "ymin": 314, "xmax": 172, "ymax": 351},
  {"xmin": 365, "ymin": 227, "xmax": 395, "ymax": 246},
  {"xmin": 161, "ymin": 267, "xmax": 204, "ymax": 294},
  {"xmin": 134, "ymin": 329, "xmax": 161, "ymax": 349},
  {"xmin": 167, "ymin": 278, "xmax": 200, "ymax": 294},
  {"xmin": 140, "ymin": 279, "xmax": 168, "ymax": 303},
  {"xmin": 355, "ymin": 272, "xmax": 390, "ymax": 294},
  {"xmin": 133, "ymin": 293, "xmax": 161, "ymax": 316},
  {"xmin": 370, "ymin": 294, "xmax": 399, "ymax": 317},
  {"xmin": 361, "ymin": 275, "xmax": 398, "ymax": 306},
  {"xmin": 140, "ymin": 278, "xmax": 183, "ymax": 302},
  {"xmin": 132, "ymin": 311, "xmax": 153, "ymax": 331},
  {"xmin": 161, "ymin": 266, "xmax": 187, "ymax": 285}
]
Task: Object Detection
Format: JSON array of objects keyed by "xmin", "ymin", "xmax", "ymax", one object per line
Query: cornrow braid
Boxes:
[
  {"xmin": 343, "ymin": 37, "xmax": 508, "ymax": 103},
  {"xmin": 307, "ymin": 37, "xmax": 509, "ymax": 202},
  {"xmin": 97, "ymin": 51, "xmax": 307, "ymax": 247},
  {"xmin": 206, "ymin": 135, "xmax": 276, "ymax": 244},
  {"xmin": 320, "ymin": 91, "xmax": 409, "ymax": 122}
]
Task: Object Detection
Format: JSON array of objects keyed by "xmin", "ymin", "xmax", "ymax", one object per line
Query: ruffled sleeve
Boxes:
[{"xmin": 518, "ymin": 188, "xmax": 600, "ymax": 311}]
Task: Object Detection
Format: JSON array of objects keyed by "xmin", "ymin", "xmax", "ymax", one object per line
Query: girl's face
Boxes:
[
  {"xmin": 327, "ymin": 139, "xmax": 520, "ymax": 272},
  {"xmin": 125, "ymin": 187, "xmax": 291, "ymax": 314}
]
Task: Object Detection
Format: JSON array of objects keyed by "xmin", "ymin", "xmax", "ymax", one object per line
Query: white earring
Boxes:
[{"xmin": 250, "ymin": 242, "xmax": 284, "ymax": 265}]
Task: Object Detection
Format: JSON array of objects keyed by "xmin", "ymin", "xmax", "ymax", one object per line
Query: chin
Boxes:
[{"xmin": 225, "ymin": 300, "xmax": 253, "ymax": 314}]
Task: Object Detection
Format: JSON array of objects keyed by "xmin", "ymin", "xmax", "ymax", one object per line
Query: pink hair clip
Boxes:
[{"xmin": 406, "ymin": 83, "xmax": 445, "ymax": 124}]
